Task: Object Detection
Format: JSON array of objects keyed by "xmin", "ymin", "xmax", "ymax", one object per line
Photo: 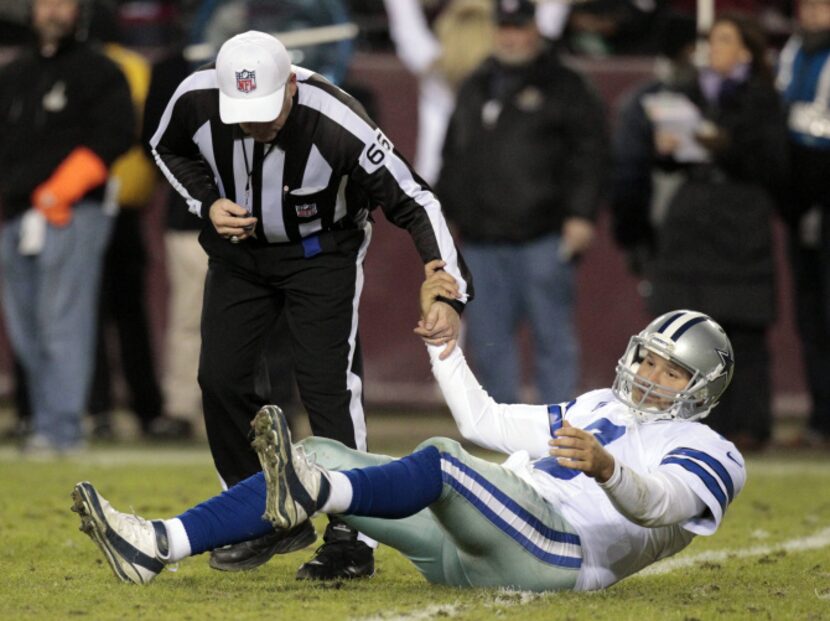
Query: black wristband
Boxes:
[{"xmin": 436, "ymin": 295, "xmax": 465, "ymax": 316}]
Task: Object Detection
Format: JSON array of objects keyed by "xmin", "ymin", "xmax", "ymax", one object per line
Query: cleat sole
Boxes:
[
  {"xmin": 71, "ymin": 483, "xmax": 136, "ymax": 584},
  {"xmin": 251, "ymin": 406, "xmax": 296, "ymax": 529}
]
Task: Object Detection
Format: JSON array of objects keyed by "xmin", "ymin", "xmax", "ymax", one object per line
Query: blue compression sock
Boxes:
[
  {"xmin": 176, "ymin": 472, "xmax": 273, "ymax": 555},
  {"xmin": 342, "ymin": 446, "xmax": 443, "ymax": 518}
]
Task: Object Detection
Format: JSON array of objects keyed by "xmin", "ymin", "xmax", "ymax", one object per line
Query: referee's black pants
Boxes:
[{"xmin": 198, "ymin": 227, "xmax": 369, "ymax": 487}]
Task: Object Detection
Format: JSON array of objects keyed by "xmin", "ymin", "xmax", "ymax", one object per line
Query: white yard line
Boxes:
[{"xmin": 360, "ymin": 604, "xmax": 466, "ymax": 621}]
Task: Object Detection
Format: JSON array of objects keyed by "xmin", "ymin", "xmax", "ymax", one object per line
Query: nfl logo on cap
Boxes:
[
  {"xmin": 236, "ymin": 70, "xmax": 257, "ymax": 94},
  {"xmin": 216, "ymin": 31, "xmax": 292, "ymax": 124}
]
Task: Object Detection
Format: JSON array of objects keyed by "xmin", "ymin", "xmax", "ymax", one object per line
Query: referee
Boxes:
[{"xmin": 149, "ymin": 31, "xmax": 472, "ymax": 580}]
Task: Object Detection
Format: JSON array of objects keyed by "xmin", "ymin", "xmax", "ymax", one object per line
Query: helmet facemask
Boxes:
[
  {"xmin": 613, "ymin": 310, "xmax": 734, "ymax": 423},
  {"xmin": 613, "ymin": 335, "xmax": 715, "ymax": 422}
]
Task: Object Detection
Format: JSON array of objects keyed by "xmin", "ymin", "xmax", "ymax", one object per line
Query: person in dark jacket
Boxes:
[
  {"xmin": 617, "ymin": 13, "xmax": 788, "ymax": 451},
  {"xmin": 611, "ymin": 14, "xmax": 698, "ymax": 278},
  {"xmin": 0, "ymin": 0, "xmax": 133, "ymax": 455},
  {"xmin": 437, "ymin": 0, "xmax": 608, "ymax": 405}
]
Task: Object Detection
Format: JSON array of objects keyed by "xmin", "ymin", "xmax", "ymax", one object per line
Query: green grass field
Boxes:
[{"xmin": 2, "ymin": 416, "xmax": 830, "ymax": 621}]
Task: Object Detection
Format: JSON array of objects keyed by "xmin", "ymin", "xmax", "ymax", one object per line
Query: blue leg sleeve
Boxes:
[
  {"xmin": 342, "ymin": 446, "xmax": 443, "ymax": 518},
  {"xmin": 177, "ymin": 472, "xmax": 272, "ymax": 555}
]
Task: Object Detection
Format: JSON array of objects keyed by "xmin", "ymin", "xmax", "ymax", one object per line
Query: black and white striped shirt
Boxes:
[{"xmin": 150, "ymin": 64, "xmax": 471, "ymax": 304}]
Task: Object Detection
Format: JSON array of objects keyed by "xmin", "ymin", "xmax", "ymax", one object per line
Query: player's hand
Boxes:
[
  {"xmin": 548, "ymin": 420, "xmax": 615, "ymax": 483},
  {"xmin": 209, "ymin": 198, "xmax": 257, "ymax": 241},
  {"xmin": 415, "ymin": 260, "xmax": 461, "ymax": 358},
  {"xmin": 419, "ymin": 260, "xmax": 460, "ymax": 317},
  {"xmin": 414, "ymin": 302, "xmax": 461, "ymax": 359}
]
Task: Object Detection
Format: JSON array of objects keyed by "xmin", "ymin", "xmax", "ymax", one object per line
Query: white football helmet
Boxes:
[{"xmin": 612, "ymin": 310, "xmax": 734, "ymax": 422}]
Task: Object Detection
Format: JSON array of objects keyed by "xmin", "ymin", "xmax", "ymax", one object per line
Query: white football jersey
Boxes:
[
  {"xmin": 493, "ymin": 389, "xmax": 745, "ymax": 590},
  {"xmin": 429, "ymin": 347, "xmax": 746, "ymax": 591}
]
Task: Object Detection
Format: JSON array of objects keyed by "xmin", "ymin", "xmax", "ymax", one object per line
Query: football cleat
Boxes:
[
  {"xmin": 71, "ymin": 481, "xmax": 169, "ymax": 585},
  {"xmin": 250, "ymin": 405, "xmax": 331, "ymax": 530},
  {"xmin": 296, "ymin": 519, "xmax": 375, "ymax": 580}
]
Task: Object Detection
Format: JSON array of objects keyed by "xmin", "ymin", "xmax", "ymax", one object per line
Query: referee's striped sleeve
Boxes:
[
  {"xmin": 149, "ymin": 69, "xmax": 222, "ymax": 218},
  {"xmin": 296, "ymin": 78, "xmax": 472, "ymax": 304}
]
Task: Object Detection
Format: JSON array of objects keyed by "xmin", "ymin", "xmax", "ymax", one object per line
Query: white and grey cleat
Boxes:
[
  {"xmin": 251, "ymin": 405, "xmax": 331, "ymax": 530},
  {"xmin": 71, "ymin": 482, "xmax": 169, "ymax": 585}
]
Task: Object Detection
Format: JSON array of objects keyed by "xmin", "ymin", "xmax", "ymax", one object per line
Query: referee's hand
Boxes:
[{"xmin": 209, "ymin": 198, "xmax": 258, "ymax": 241}]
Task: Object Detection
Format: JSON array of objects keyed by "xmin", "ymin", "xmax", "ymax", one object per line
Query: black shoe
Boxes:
[
  {"xmin": 143, "ymin": 416, "xmax": 194, "ymax": 441},
  {"xmin": 296, "ymin": 520, "xmax": 374, "ymax": 580},
  {"xmin": 209, "ymin": 520, "xmax": 317, "ymax": 571}
]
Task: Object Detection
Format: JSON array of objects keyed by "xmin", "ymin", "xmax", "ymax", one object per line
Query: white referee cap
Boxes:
[{"xmin": 216, "ymin": 31, "xmax": 291, "ymax": 124}]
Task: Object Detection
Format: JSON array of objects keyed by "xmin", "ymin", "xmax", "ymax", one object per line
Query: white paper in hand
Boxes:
[
  {"xmin": 19, "ymin": 209, "xmax": 47, "ymax": 256},
  {"xmin": 642, "ymin": 92, "xmax": 710, "ymax": 163}
]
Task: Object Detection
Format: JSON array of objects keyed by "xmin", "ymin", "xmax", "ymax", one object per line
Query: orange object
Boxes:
[{"xmin": 31, "ymin": 147, "xmax": 108, "ymax": 227}]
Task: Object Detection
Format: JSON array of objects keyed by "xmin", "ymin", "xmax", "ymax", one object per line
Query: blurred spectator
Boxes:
[
  {"xmin": 86, "ymin": 0, "xmax": 192, "ymax": 441},
  {"xmin": 143, "ymin": 62, "xmax": 206, "ymax": 428},
  {"xmin": 1, "ymin": 358, "xmax": 32, "ymax": 440},
  {"xmin": 383, "ymin": 0, "xmax": 494, "ymax": 184},
  {"xmin": 776, "ymin": 0, "xmax": 830, "ymax": 447},
  {"xmin": 616, "ymin": 13, "xmax": 788, "ymax": 451},
  {"xmin": 0, "ymin": 14, "xmax": 28, "ymax": 442},
  {"xmin": 563, "ymin": 0, "xmax": 673, "ymax": 55},
  {"xmin": 384, "ymin": 0, "xmax": 569, "ymax": 186},
  {"xmin": 611, "ymin": 14, "xmax": 698, "ymax": 278},
  {"xmin": 437, "ymin": 0, "xmax": 608, "ymax": 404},
  {"xmin": 141, "ymin": 9, "xmax": 208, "ymax": 436},
  {"xmin": 0, "ymin": 0, "xmax": 133, "ymax": 455}
]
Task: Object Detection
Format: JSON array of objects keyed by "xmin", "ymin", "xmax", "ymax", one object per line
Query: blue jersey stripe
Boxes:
[
  {"xmin": 666, "ymin": 447, "xmax": 735, "ymax": 501},
  {"xmin": 547, "ymin": 404, "xmax": 563, "ymax": 436},
  {"xmin": 661, "ymin": 456, "xmax": 728, "ymax": 511},
  {"xmin": 442, "ymin": 472, "xmax": 582, "ymax": 569},
  {"xmin": 440, "ymin": 454, "xmax": 582, "ymax": 569},
  {"xmin": 442, "ymin": 453, "xmax": 581, "ymax": 545}
]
